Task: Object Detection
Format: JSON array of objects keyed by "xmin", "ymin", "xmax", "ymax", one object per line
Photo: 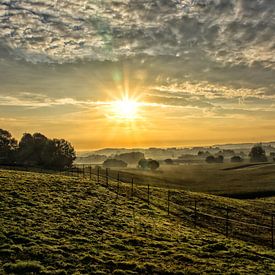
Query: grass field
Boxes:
[
  {"xmin": 1, "ymin": 169, "xmax": 275, "ymax": 274},
  {"xmin": 111, "ymin": 162, "xmax": 275, "ymax": 198}
]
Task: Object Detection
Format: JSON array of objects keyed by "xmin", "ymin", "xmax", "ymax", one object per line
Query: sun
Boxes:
[{"xmin": 111, "ymin": 97, "xmax": 139, "ymax": 120}]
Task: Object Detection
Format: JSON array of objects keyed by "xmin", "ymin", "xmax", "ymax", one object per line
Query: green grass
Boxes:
[
  {"xmin": 112, "ymin": 162, "xmax": 275, "ymax": 198},
  {"xmin": 1, "ymin": 169, "xmax": 275, "ymax": 274}
]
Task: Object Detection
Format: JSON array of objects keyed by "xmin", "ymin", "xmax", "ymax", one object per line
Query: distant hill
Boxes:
[{"xmin": 77, "ymin": 141, "xmax": 275, "ymax": 161}]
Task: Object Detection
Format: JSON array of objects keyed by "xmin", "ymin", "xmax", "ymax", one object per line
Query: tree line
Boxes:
[
  {"xmin": 0, "ymin": 129, "xmax": 76, "ymax": 169},
  {"xmin": 205, "ymin": 144, "xmax": 269, "ymax": 164}
]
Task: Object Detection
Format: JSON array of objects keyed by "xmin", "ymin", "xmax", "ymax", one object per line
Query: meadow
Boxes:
[
  {"xmin": 1, "ymin": 169, "xmax": 275, "ymax": 274},
  {"xmin": 114, "ymin": 162, "xmax": 275, "ymax": 198}
]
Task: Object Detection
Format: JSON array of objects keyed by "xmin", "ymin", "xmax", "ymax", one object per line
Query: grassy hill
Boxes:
[{"xmin": 1, "ymin": 169, "xmax": 275, "ymax": 274}]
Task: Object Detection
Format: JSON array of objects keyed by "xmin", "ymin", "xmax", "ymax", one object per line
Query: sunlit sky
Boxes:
[{"xmin": 1, "ymin": 0, "xmax": 275, "ymax": 150}]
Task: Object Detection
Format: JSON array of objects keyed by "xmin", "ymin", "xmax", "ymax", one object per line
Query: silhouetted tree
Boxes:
[
  {"xmin": 148, "ymin": 160, "xmax": 160, "ymax": 170},
  {"xmin": 231, "ymin": 156, "xmax": 243, "ymax": 163},
  {"xmin": 18, "ymin": 133, "xmax": 48, "ymax": 166},
  {"xmin": 103, "ymin": 159, "xmax": 127, "ymax": 168},
  {"xmin": 46, "ymin": 139, "xmax": 76, "ymax": 169},
  {"xmin": 249, "ymin": 144, "xmax": 267, "ymax": 162},
  {"xmin": 115, "ymin": 152, "xmax": 145, "ymax": 165},
  {"xmin": 164, "ymin": 158, "xmax": 174, "ymax": 165},
  {"xmin": 138, "ymin": 158, "xmax": 148, "ymax": 169},
  {"xmin": 216, "ymin": 155, "xmax": 224, "ymax": 163},
  {"xmin": 18, "ymin": 133, "xmax": 76, "ymax": 169},
  {"xmin": 0, "ymin": 129, "xmax": 17, "ymax": 164},
  {"xmin": 205, "ymin": 155, "xmax": 223, "ymax": 163},
  {"xmin": 206, "ymin": 155, "xmax": 216, "ymax": 163}
]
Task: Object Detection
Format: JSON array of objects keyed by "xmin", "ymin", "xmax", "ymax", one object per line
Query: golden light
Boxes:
[{"xmin": 111, "ymin": 97, "xmax": 139, "ymax": 120}]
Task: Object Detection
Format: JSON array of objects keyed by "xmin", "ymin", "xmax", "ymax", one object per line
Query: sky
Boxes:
[{"xmin": 0, "ymin": 0, "xmax": 275, "ymax": 150}]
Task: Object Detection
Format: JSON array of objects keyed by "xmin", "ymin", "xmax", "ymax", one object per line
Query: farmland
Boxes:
[
  {"xmin": 113, "ymin": 162, "xmax": 275, "ymax": 198},
  {"xmin": 1, "ymin": 169, "xmax": 275, "ymax": 274}
]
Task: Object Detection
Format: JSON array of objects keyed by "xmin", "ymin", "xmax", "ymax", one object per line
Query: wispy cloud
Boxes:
[{"xmin": 0, "ymin": 0, "xmax": 274, "ymax": 71}]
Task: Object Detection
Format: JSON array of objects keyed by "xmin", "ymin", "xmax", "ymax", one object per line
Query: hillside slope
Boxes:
[{"xmin": 1, "ymin": 169, "xmax": 275, "ymax": 274}]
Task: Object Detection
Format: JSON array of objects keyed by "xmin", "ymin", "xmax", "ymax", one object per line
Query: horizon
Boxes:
[{"xmin": 76, "ymin": 139, "xmax": 275, "ymax": 153}]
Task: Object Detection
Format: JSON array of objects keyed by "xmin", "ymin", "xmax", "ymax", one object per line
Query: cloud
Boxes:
[
  {"xmin": 0, "ymin": 93, "xmax": 109, "ymax": 108},
  {"xmin": 0, "ymin": 0, "xmax": 274, "ymax": 72}
]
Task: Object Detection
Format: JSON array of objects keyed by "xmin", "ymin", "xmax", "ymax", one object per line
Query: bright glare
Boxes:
[{"xmin": 111, "ymin": 98, "xmax": 139, "ymax": 120}]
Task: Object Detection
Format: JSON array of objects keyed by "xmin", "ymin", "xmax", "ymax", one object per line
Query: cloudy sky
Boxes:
[{"xmin": 0, "ymin": 0, "xmax": 275, "ymax": 150}]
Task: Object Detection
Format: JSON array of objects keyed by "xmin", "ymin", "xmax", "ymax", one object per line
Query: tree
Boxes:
[
  {"xmin": 249, "ymin": 144, "xmax": 267, "ymax": 162},
  {"xmin": 115, "ymin": 152, "xmax": 145, "ymax": 165},
  {"xmin": 18, "ymin": 133, "xmax": 76, "ymax": 169},
  {"xmin": 46, "ymin": 139, "xmax": 76, "ymax": 169},
  {"xmin": 205, "ymin": 155, "xmax": 223, "ymax": 163},
  {"xmin": 18, "ymin": 133, "xmax": 48, "ymax": 166},
  {"xmin": 138, "ymin": 158, "xmax": 148, "ymax": 169},
  {"xmin": 0, "ymin": 129, "xmax": 17, "ymax": 164},
  {"xmin": 231, "ymin": 156, "xmax": 243, "ymax": 163},
  {"xmin": 216, "ymin": 155, "xmax": 224, "ymax": 163},
  {"xmin": 103, "ymin": 159, "xmax": 127, "ymax": 168},
  {"xmin": 147, "ymin": 160, "xmax": 160, "ymax": 170},
  {"xmin": 164, "ymin": 158, "xmax": 174, "ymax": 165}
]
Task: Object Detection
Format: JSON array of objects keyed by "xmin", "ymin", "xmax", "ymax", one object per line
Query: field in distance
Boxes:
[{"xmin": 116, "ymin": 162, "xmax": 275, "ymax": 198}]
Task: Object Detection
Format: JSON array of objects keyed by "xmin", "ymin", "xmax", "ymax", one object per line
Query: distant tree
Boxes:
[
  {"xmin": 205, "ymin": 155, "xmax": 223, "ymax": 163},
  {"xmin": 115, "ymin": 152, "xmax": 145, "ymax": 165},
  {"xmin": 147, "ymin": 160, "xmax": 160, "ymax": 170},
  {"xmin": 198, "ymin": 151, "xmax": 210, "ymax": 158},
  {"xmin": 216, "ymin": 155, "xmax": 224, "ymax": 163},
  {"xmin": 231, "ymin": 156, "xmax": 243, "ymax": 163},
  {"xmin": 249, "ymin": 144, "xmax": 267, "ymax": 163},
  {"xmin": 164, "ymin": 158, "xmax": 174, "ymax": 165},
  {"xmin": 138, "ymin": 158, "xmax": 148, "ymax": 169},
  {"xmin": 205, "ymin": 155, "xmax": 216, "ymax": 163},
  {"xmin": 0, "ymin": 129, "xmax": 17, "ymax": 164},
  {"xmin": 103, "ymin": 159, "xmax": 127, "ymax": 168}
]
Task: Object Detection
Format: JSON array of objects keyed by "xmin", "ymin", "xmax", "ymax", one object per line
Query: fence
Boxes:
[{"xmin": 59, "ymin": 164, "xmax": 275, "ymax": 249}]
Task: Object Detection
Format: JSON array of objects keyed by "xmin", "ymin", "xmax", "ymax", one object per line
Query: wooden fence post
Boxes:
[
  {"xmin": 272, "ymin": 214, "xmax": 274, "ymax": 249},
  {"xmin": 226, "ymin": 207, "xmax": 229, "ymax": 238},
  {"xmin": 106, "ymin": 168, "xmax": 109, "ymax": 187},
  {"xmin": 168, "ymin": 190, "xmax": 170, "ymax": 216},
  {"xmin": 83, "ymin": 164, "xmax": 85, "ymax": 178},
  {"xmin": 89, "ymin": 166, "xmax": 92, "ymax": 180},
  {"xmin": 147, "ymin": 184, "xmax": 150, "ymax": 206}
]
